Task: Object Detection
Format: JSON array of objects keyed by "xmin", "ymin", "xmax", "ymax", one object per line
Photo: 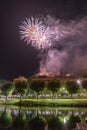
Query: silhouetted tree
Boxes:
[
  {"xmin": 65, "ymin": 80, "xmax": 80, "ymax": 98},
  {"xmin": 67, "ymin": 115, "xmax": 81, "ymax": 129},
  {"xmin": 29, "ymin": 80, "xmax": 45, "ymax": 99},
  {"xmin": 14, "ymin": 76, "xmax": 28, "ymax": 102},
  {"xmin": 82, "ymin": 80, "xmax": 87, "ymax": 91},
  {"xmin": 1, "ymin": 81, "xmax": 15, "ymax": 100},
  {"xmin": 12, "ymin": 111, "xmax": 26, "ymax": 130},
  {"xmin": 48, "ymin": 116, "xmax": 62, "ymax": 130},
  {"xmin": 0, "ymin": 110, "xmax": 13, "ymax": 129},
  {"xmin": 47, "ymin": 80, "xmax": 61, "ymax": 99},
  {"xmin": 29, "ymin": 116, "xmax": 46, "ymax": 130}
]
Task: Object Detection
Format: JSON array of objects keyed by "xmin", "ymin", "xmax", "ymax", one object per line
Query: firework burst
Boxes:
[
  {"xmin": 19, "ymin": 17, "xmax": 52, "ymax": 49},
  {"xmin": 19, "ymin": 16, "xmax": 80, "ymax": 49}
]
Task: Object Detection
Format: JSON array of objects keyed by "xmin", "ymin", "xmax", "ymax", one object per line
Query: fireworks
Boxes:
[
  {"xmin": 19, "ymin": 17, "xmax": 52, "ymax": 49},
  {"xmin": 19, "ymin": 15, "xmax": 82, "ymax": 49}
]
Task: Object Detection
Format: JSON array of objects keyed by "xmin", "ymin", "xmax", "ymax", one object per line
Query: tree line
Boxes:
[{"xmin": 0, "ymin": 76, "xmax": 87, "ymax": 101}]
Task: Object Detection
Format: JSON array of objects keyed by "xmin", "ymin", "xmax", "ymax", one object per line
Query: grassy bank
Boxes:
[
  {"xmin": 1, "ymin": 98, "xmax": 87, "ymax": 107},
  {"xmin": 20, "ymin": 99, "xmax": 87, "ymax": 107}
]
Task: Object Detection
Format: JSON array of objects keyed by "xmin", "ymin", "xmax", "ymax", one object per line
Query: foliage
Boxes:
[
  {"xmin": 13, "ymin": 112, "xmax": 26, "ymax": 130},
  {"xmin": 25, "ymin": 87, "xmax": 36, "ymax": 97},
  {"xmin": 29, "ymin": 80, "xmax": 45, "ymax": 99},
  {"xmin": 1, "ymin": 81, "xmax": 15, "ymax": 98},
  {"xmin": 82, "ymin": 80, "xmax": 87, "ymax": 91},
  {"xmin": 48, "ymin": 116, "xmax": 62, "ymax": 130},
  {"xmin": 67, "ymin": 115, "xmax": 81, "ymax": 129},
  {"xmin": 65, "ymin": 80, "xmax": 80, "ymax": 97},
  {"xmin": 0, "ymin": 111, "xmax": 13, "ymax": 128},
  {"xmin": 29, "ymin": 116, "xmax": 46, "ymax": 130},
  {"xmin": 14, "ymin": 76, "xmax": 28, "ymax": 97},
  {"xmin": 47, "ymin": 80, "xmax": 61, "ymax": 93}
]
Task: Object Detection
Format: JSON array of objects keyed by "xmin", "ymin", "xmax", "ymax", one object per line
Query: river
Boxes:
[{"xmin": 0, "ymin": 106, "xmax": 87, "ymax": 130}]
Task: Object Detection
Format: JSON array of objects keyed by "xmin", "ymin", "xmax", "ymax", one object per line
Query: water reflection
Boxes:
[{"xmin": 0, "ymin": 106, "xmax": 87, "ymax": 130}]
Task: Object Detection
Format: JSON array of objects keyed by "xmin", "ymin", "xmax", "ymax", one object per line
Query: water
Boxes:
[{"xmin": 0, "ymin": 106, "xmax": 87, "ymax": 130}]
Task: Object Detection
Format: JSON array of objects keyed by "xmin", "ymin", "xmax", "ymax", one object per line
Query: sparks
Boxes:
[
  {"xmin": 19, "ymin": 17, "xmax": 52, "ymax": 49},
  {"xmin": 19, "ymin": 16, "xmax": 79, "ymax": 50}
]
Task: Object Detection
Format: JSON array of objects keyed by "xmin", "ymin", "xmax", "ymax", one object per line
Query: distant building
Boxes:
[{"xmin": 35, "ymin": 66, "xmax": 60, "ymax": 78}]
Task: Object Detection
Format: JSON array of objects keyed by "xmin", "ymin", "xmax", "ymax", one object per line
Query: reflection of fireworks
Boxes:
[{"xmin": 19, "ymin": 17, "xmax": 51, "ymax": 49}]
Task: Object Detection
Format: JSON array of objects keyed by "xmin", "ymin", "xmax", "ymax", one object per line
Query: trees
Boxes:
[
  {"xmin": 14, "ymin": 76, "xmax": 28, "ymax": 102},
  {"xmin": 46, "ymin": 80, "xmax": 61, "ymax": 99},
  {"xmin": 1, "ymin": 81, "xmax": 15, "ymax": 100},
  {"xmin": 29, "ymin": 80, "xmax": 45, "ymax": 99},
  {"xmin": 82, "ymin": 80, "xmax": 87, "ymax": 91},
  {"xmin": 65, "ymin": 80, "xmax": 80, "ymax": 98},
  {"xmin": 48, "ymin": 116, "xmax": 62, "ymax": 130},
  {"xmin": 0, "ymin": 111, "xmax": 13, "ymax": 129},
  {"xmin": 67, "ymin": 115, "xmax": 81, "ymax": 130},
  {"xmin": 13, "ymin": 111, "xmax": 26, "ymax": 130},
  {"xmin": 29, "ymin": 116, "xmax": 46, "ymax": 130}
]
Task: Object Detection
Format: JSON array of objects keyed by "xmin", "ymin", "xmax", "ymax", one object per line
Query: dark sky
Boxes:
[{"xmin": 0, "ymin": 0, "xmax": 87, "ymax": 80}]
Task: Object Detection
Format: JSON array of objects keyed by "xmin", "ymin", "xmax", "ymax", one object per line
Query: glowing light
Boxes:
[
  {"xmin": 63, "ymin": 118, "xmax": 66, "ymax": 123},
  {"xmin": 76, "ymin": 79, "xmax": 81, "ymax": 85},
  {"xmin": 19, "ymin": 15, "xmax": 80, "ymax": 50},
  {"xmin": 19, "ymin": 17, "xmax": 52, "ymax": 49},
  {"xmin": 62, "ymin": 87, "xmax": 65, "ymax": 90}
]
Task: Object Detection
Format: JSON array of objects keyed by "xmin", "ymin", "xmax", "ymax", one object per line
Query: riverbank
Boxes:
[
  {"xmin": 1, "ymin": 98, "xmax": 87, "ymax": 107},
  {"xmin": 19, "ymin": 99, "xmax": 87, "ymax": 107}
]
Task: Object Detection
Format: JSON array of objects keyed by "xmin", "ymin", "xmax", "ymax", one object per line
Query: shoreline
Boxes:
[{"xmin": 1, "ymin": 98, "xmax": 87, "ymax": 107}]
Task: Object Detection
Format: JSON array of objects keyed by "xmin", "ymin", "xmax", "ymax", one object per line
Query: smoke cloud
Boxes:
[
  {"xmin": 40, "ymin": 49, "xmax": 68, "ymax": 75},
  {"xmin": 40, "ymin": 16, "xmax": 87, "ymax": 76}
]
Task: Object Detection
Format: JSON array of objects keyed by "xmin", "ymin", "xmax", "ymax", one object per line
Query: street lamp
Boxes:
[{"xmin": 76, "ymin": 79, "xmax": 81, "ymax": 85}]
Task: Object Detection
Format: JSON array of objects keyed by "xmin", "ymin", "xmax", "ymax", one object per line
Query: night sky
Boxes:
[{"xmin": 0, "ymin": 0, "xmax": 87, "ymax": 80}]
